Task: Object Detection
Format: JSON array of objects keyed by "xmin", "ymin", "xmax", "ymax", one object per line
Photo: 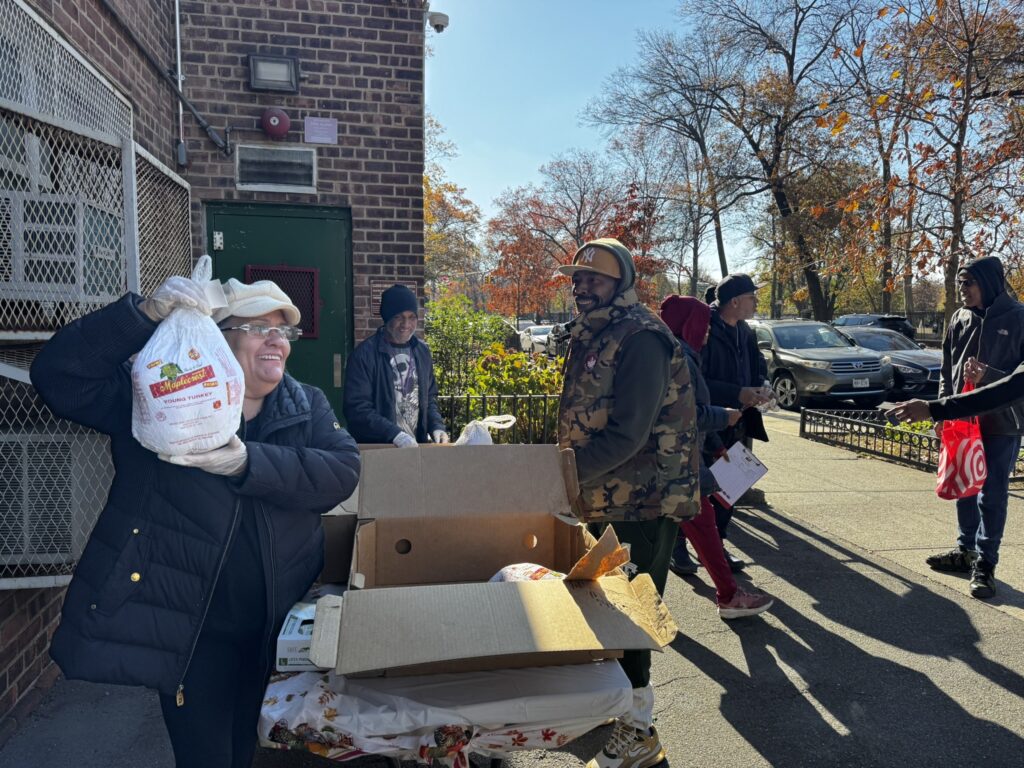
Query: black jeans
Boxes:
[
  {"xmin": 591, "ymin": 516, "xmax": 677, "ymax": 689},
  {"xmin": 159, "ymin": 628, "xmax": 272, "ymax": 768}
]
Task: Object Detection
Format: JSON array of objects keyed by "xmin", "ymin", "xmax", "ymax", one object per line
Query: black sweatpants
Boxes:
[
  {"xmin": 592, "ymin": 516, "xmax": 677, "ymax": 689},
  {"xmin": 158, "ymin": 628, "xmax": 272, "ymax": 768}
]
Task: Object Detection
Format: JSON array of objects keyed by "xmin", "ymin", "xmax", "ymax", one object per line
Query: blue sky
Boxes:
[{"xmin": 425, "ymin": 1, "xmax": 685, "ymax": 221}]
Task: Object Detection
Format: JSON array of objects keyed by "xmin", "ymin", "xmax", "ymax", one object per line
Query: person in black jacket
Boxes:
[
  {"xmin": 343, "ymin": 284, "xmax": 448, "ymax": 446},
  {"xmin": 699, "ymin": 274, "xmax": 772, "ymax": 570},
  {"xmin": 30, "ymin": 276, "xmax": 361, "ymax": 768},
  {"xmin": 886, "ymin": 257, "xmax": 1024, "ymax": 599}
]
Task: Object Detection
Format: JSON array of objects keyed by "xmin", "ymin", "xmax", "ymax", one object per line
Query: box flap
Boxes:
[
  {"xmin": 325, "ymin": 577, "xmax": 674, "ymax": 676},
  {"xmin": 565, "ymin": 525, "xmax": 630, "ymax": 581},
  {"xmin": 309, "ymin": 594, "xmax": 345, "ymax": 669},
  {"xmin": 357, "ymin": 445, "xmax": 573, "ymax": 520}
]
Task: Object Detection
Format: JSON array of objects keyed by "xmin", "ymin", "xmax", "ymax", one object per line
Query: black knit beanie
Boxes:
[{"xmin": 380, "ymin": 284, "xmax": 419, "ymax": 323}]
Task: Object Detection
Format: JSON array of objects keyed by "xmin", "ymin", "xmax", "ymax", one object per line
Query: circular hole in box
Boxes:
[
  {"xmin": 395, "ymin": 539, "xmax": 412, "ymax": 554},
  {"xmin": 522, "ymin": 533, "xmax": 538, "ymax": 549}
]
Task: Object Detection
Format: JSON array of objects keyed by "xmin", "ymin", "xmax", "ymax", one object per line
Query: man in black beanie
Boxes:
[
  {"xmin": 343, "ymin": 284, "xmax": 448, "ymax": 446},
  {"xmin": 891, "ymin": 257, "xmax": 1024, "ymax": 599}
]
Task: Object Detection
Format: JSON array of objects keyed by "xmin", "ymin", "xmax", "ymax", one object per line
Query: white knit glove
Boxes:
[
  {"xmin": 432, "ymin": 430, "xmax": 450, "ymax": 444},
  {"xmin": 160, "ymin": 435, "xmax": 248, "ymax": 476},
  {"xmin": 392, "ymin": 432, "xmax": 418, "ymax": 448},
  {"xmin": 140, "ymin": 276, "xmax": 212, "ymax": 321}
]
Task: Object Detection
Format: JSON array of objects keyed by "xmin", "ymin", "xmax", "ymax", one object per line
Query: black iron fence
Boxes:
[
  {"xmin": 800, "ymin": 409, "xmax": 1024, "ymax": 481},
  {"xmin": 437, "ymin": 394, "xmax": 560, "ymax": 444}
]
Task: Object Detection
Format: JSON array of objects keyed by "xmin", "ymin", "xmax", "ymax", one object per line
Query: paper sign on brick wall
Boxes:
[{"xmin": 305, "ymin": 117, "xmax": 338, "ymax": 145}]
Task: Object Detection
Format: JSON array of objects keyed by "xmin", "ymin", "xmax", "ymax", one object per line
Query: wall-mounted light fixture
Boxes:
[{"xmin": 248, "ymin": 54, "xmax": 300, "ymax": 93}]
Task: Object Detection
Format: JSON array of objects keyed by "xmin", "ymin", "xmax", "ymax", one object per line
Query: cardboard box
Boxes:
[
  {"xmin": 310, "ymin": 444, "xmax": 677, "ymax": 678},
  {"xmin": 276, "ymin": 584, "xmax": 347, "ymax": 671}
]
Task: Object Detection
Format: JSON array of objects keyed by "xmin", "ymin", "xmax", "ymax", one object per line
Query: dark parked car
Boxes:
[
  {"xmin": 750, "ymin": 319, "xmax": 895, "ymax": 411},
  {"xmin": 832, "ymin": 313, "xmax": 917, "ymax": 340},
  {"xmin": 836, "ymin": 327, "xmax": 942, "ymax": 399}
]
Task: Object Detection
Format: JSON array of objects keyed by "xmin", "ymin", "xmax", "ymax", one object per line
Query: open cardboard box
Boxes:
[{"xmin": 310, "ymin": 444, "xmax": 678, "ymax": 677}]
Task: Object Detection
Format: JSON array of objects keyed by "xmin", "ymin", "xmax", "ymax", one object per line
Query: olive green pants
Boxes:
[{"xmin": 590, "ymin": 516, "xmax": 677, "ymax": 688}]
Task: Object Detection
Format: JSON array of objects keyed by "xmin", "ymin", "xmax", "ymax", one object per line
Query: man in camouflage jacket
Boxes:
[{"xmin": 556, "ymin": 238, "xmax": 699, "ymax": 768}]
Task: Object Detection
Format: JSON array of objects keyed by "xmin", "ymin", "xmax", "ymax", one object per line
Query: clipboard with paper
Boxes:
[{"xmin": 709, "ymin": 442, "xmax": 767, "ymax": 508}]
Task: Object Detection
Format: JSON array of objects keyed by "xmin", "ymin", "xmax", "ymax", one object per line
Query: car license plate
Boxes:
[{"xmin": 853, "ymin": 377, "xmax": 870, "ymax": 388}]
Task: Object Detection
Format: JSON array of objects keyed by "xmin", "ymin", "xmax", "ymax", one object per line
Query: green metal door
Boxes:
[{"xmin": 206, "ymin": 203, "xmax": 352, "ymax": 416}]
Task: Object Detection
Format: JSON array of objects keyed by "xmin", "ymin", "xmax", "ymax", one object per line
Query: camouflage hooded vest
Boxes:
[{"xmin": 558, "ymin": 296, "xmax": 700, "ymax": 523}]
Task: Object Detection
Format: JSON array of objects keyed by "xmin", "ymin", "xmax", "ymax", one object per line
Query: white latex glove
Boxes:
[
  {"xmin": 140, "ymin": 276, "xmax": 212, "ymax": 322},
  {"xmin": 432, "ymin": 430, "xmax": 450, "ymax": 444},
  {"xmin": 159, "ymin": 435, "xmax": 248, "ymax": 476},
  {"xmin": 392, "ymin": 432, "xmax": 418, "ymax": 448}
]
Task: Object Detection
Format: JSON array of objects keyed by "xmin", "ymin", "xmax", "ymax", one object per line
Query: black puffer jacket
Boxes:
[
  {"xmin": 939, "ymin": 257, "xmax": 1024, "ymax": 435},
  {"xmin": 30, "ymin": 294, "xmax": 360, "ymax": 696}
]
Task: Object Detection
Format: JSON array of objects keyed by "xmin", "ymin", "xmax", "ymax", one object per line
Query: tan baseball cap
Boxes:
[
  {"xmin": 556, "ymin": 242, "xmax": 623, "ymax": 279},
  {"xmin": 212, "ymin": 278, "xmax": 301, "ymax": 325}
]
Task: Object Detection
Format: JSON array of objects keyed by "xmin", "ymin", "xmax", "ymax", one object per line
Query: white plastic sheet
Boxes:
[{"xmin": 259, "ymin": 662, "xmax": 631, "ymax": 765}]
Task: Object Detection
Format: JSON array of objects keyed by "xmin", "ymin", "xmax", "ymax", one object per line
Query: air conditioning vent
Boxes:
[{"xmin": 236, "ymin": 145, "xmax": 316, "ymax": 193}]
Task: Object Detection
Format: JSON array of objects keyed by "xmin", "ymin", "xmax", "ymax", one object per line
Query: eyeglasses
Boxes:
[
  {"xmin": 956, "ymin": 278, "xmax": 976, "ymax": 288},
  {"xmin": 224, "ymin": 323, "xmax": 302, "ymax": 341}
]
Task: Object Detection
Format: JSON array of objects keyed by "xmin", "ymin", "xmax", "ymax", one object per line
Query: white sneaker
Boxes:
[{"xmin": 585, "ymin": 721, "xmax": 666, "ymax": 768}]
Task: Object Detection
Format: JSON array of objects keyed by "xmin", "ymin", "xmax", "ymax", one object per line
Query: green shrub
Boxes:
[
  {"xmin": 424, "ymin": 296, "xmax": 511, "ymax": 395},
  {"xmin": 467, "ymin": 343, "xmax": 563, "ymax": 396}
]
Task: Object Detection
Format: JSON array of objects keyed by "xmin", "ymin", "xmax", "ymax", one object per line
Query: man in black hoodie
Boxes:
[{"xmin": 896, "ymin": 257, "xmax": 1024, "ymax": 599}]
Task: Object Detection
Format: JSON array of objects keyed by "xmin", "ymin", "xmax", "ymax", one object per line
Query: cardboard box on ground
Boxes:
[{"xmin": 309, "ymin": 444, "xmax": 678, "ymax": 678}]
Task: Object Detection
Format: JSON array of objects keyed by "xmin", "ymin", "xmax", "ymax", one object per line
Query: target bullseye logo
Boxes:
[{"xmin": 937, "ymin": 426, "xmax": 987, "ymax": 499}]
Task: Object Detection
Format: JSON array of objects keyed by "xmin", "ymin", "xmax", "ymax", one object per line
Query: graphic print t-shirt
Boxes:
[{"xmin": 387, "ymin": 342, "xmax": 419, "ymax": 438}]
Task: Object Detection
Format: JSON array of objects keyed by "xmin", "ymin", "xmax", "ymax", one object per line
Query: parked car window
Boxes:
[
  {"xmin": 774, "ymin": 325, "xmax": 853, "ymax": 350},
  {"xmin": 846, "ymin": 329, "xmax": 918, "ymax": 351},
  {"xmin": 754, "ymin": 327, "xmax": 773, "ymax": 346},
  {"xmin": 531, "ymin": 326, "xmax": 553, "ymax": 336}
]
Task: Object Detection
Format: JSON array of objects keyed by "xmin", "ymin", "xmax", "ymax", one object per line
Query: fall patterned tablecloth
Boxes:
[{"xmin": 259, "ymin": 664, "xmax": 632, "ymax": 766}]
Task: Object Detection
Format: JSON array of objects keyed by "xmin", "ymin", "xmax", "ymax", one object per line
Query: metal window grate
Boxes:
[
  {"xmin": 1, "ymin": 107, "xmax": 127, "ymax": 338},
  {"xmin": 245, "ymin": 264, "xmax": 320, "ymax": 339},
  {"xmin": 0, "ymin": 377, "xmax": 111, "ymax": 583},
  {"xmin": 136, "ymin": 147, "xmax": 191, "ymax": 295},
  {"xmin": 0, "ymin": 0, "xmax": 132, "ymax": 142}
]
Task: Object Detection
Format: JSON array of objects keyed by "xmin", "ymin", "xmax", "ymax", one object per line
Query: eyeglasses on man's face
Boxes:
[
  {"xmin": 956, "ymin": 278, "xmax": 976, "ymax": 288},
  {"xmin": 224, "ymin": 323, "xmax": 302, "ymax": 341}
]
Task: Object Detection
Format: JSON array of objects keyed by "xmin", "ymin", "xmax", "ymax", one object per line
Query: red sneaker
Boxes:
[{"xmin": 718, "ymin": 588, "xmax": 774, "ymax": 620}]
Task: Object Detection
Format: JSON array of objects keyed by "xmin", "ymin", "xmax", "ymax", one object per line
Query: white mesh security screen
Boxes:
[
  {"xmin": 1, "ymin": 107, "xmax": 127, "ymax": 337},
  {"xmin": 0, "ymin": 377, "xmax": 111, "ymax": 582},
  {"xmin": 0, "ymin": 0, "xmax": 133, "ymax": 142},
  {"xmin": 135, "ymin": 148, "xmax": 191, "ymax": 296}
]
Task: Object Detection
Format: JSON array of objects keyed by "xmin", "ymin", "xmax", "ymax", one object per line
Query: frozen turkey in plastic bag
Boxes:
[{"xmin": 131, "ymin": 256, "xmax": 243, "ymax": 456}]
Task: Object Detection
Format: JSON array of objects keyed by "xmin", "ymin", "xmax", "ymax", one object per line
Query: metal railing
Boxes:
[
  {"xmin": 437, "ymin": 394, "xmax": 560, "ymax": 444},
  {"xmin": 800, "ymin": 409, "xmax": 1024, "ymax": 481}
]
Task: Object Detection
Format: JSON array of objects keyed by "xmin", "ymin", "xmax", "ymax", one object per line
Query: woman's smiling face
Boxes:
[{"xmin": 224, "ymin": 309, "xmax": 292, "ymax": 396}]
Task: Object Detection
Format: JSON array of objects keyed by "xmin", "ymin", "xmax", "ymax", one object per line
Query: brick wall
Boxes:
[
  {"xmin": 179, "ymin": 0, "xmax": 426, "ymax": 340},
  {"xmin": 0, "ymin": 589, "xmax": 64, "ymax": 743}
]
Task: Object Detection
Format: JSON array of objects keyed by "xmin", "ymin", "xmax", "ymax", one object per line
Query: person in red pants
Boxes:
[{"xmin": 661, "ymin": 295, "xmax": 774, "ymax": 619}]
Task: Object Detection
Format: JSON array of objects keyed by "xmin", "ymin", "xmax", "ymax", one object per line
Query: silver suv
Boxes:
[{"xmin": 750, "ymin": 320, "xmax": 894, "ymax": 410}]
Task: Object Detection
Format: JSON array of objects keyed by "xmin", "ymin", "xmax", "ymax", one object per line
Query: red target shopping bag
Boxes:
[{"xmin": 935, "ymin": 383, "xmax": 987, "ymax": 499}]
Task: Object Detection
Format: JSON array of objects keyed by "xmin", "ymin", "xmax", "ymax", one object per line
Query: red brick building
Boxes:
[{"xmin": 0, "ymin": 0, "xmax": 427, "ymax": 740}]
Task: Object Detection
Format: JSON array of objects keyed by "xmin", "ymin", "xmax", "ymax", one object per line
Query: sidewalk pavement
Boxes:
[{"xmin": 2, "ymin": 412, "xmax": 1023, "ymax": 768}]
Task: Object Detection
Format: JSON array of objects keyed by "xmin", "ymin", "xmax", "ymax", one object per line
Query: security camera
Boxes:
[{"xmin": 427, "ymin": 11, "xmax": 449, "ymax": 33}]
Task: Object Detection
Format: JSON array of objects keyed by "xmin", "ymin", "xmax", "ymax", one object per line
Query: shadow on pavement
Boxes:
[{"xmin": 669, "ymin": 501, "xmax": 1024, "ymax": 767}]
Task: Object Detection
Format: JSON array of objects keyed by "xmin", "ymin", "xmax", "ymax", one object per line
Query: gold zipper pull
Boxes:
[{"xmin": 176, "ymin": 685, "xmax": 185, "ymax": 707}]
